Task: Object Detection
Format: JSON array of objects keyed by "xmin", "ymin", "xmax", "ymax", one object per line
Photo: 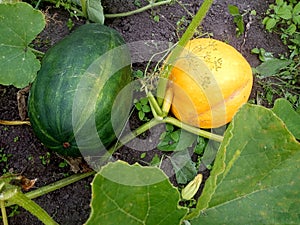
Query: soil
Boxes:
[{"xmin": 0, "ymin": 0, "xmax": 287, "ymax": 224}]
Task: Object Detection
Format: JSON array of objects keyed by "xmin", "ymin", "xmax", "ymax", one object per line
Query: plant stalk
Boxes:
[
  {"xmin": 156, "ymin": 0, "xmax": 214, "ymax": 105},
  {"xmin": 163, "ymin": 116, "xmax": 223, "ymax": 142},
  {"xmin": 147, "ymin": 90, "xmax": 163, "ymax": 117},
  {"xmin": 11, "ymin": 192, "xmax": 59, "ymax": 225},
  {"xmin": 1, "ymin": 200, "xmax": 8, "ymax": 225},
  {"xmin": 105, "ymin": 0, "xmax": 172, "ymax": 18},
  {"xmin": 5, "ymin": 171, "xmax": 95, "ymax": 207},
  {"xmin": 107, "ymin": 118, "xmax": 165, "ymax": 157}
]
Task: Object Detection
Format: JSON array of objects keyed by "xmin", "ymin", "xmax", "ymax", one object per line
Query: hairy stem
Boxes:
[
  {"xmin": 147, "ymin": 90, "xmax": 163, "ymax": 117},
  {"xmin": 11, "ymin": 192, "xmax": 59, "ymax": 225},
  {"xmin": 108, "ymin": 118, "xmax": 165, "ymax": 156},
  {"xmin": 163, "ymin": 117, "xmax": 223, "ymax": 142},
  {"xmin": 157, "ymin": 0, "xmax": 214, "ymax": 105},
  {"xmin": 1, "ymin": 201, "xmax": 8, "ymax": 225},
  {"xmin": 5, "ymin": 171, "xmax": 95, "ymax": 207},
  {"xmin": 105, "ymin": 0, "xmax": 172, "ymax": 18}
]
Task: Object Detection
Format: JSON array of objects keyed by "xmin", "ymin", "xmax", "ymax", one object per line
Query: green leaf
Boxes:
[
  {"xmin": 135, "ymin": 102, "xmax": 142, "ymax": 110},
  {"xmin": 86, "ymin": 0, "xmax": 104, "ymax": 24},
  {"xmin": 272, "ymin": 98, "xmax": 300, "ymax": 140},
  {"xmin": 86, "ymin": 161, "xmax": 187, "ymax": 225},
  {"xmin": 169, "ymin": 150, "xmax": 197, "ymax": 184},
  {"xmin": 292, "ymin": 14, "xmax": 300, "ymax": 24},
  {"xmin": 286, "ymin": 23, "xmax": 296, "ymax": 35},
  {"xmin": 228, "ymin": 5, "xmax": 240, "ymax": 16},
  {"xmin": 140, "ymin": 97, "xmax": 148, "ymax": 105},
  {"xmin": 142, "ymin": 104, "xmax": 151, "ymax": 113},
  {"xmin": 200, "ymin": 141, "xmax": 220, "ymax": 168},
  {"xmin": 170, "ymin": 130, "xmax": 180, "ymax": 142},
  {"xmin": 0, "ymin": 2, "xmax": 45, "ymax": 88},
  {"xmin": 157, "ymin": 129, "xmax": 196, "ymax": 152},
  {"xmin": 150, "ymin": 154, "xmax": 161, "ymax": 166},
  {"xmin": 138, "ymin": 110, "xmax": 145, "ymax": 121},
  {"xmin": 255, "ymin": 58, "xmax": 293, "ymax": 77},
  {"xmin": 188, "ymin": 104, "xmax": 300, "ymax": 224},
  {"xmin": 166, "ymin": 123, "xmax": 174, "ymax": 132},
  {"xmin": 193, "ymin": 136, "xmax": 207, "ymax": 155},
  {"xmin": 264, "ymin": 17, "xmax": 277, "ymax": 31},
  {"xmin": 277, "ymin": 5, "xmax": 292, "ymax": 19},
  {"xmin": 293, "ymin": 2, "xmax": 300, "ymax": 15}
]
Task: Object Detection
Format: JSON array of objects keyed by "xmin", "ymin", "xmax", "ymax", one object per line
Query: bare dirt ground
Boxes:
[{"xmin": 0, "ymin": 0, "xmax": 286, "ymax": 224}]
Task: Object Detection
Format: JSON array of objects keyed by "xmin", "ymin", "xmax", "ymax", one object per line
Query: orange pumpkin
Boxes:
[{"xmin": 168, "ymin": 38, "xmax": 253, "ymax": 128}]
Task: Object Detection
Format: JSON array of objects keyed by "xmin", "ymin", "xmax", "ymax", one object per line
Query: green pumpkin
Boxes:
[{"xmin": 28, "ymin": 23, "xmax": 132, "ymax": 157}]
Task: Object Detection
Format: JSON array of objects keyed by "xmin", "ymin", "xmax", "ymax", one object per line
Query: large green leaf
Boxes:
[
  {"xmin": 86, "ymin": 161, "xmax": 187, "ymax": 225},
  {"xmin": 272, "ymin": 98, "xmax": 300, "ymax": 140},
  {"xmin": 188, "ymin": 103, "xmax": 300, "ymax": 224},
  {"xmin": 0, "ymin": 2, "xmax": 45, "ymax": 88}
]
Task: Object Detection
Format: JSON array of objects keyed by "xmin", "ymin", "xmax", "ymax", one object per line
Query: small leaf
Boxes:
[
  {"xmin": 293, "ymin": 2, "xmax": 300, "ymax": 15},
  {"xmin": 166, "ymin": 124, "xmax": 174, "ymax": 132},
  {"xmin": 200, "ymin": 141, "xmax": 220, "ymax": 168},
  {"xmin": 150, "ymin": 154, "xmax": 161, "ymax": 166},
  {"xmin": 86, "ymin": 0, "xmax": 105, "ymax": 24},
  {"xmin": 138, "ymin": 110, "xmax": 145, "ymax": 121},
  {"xmin": 228, "ymin": 5, "xmax": 240, "ymax": 16},
  {"xmin": 142, "ymin": 104, "xmax": 151, "ymax": 113},
  {"xmin": 255, "ymin": 58, "xmax": 293, "ymax": 77},
  {"xmin": 140, "ymin": 97, "xmax": 148, "ymax": 105},
  {"xmin": 157, "ymin": 130, "xmax": 196, "ymax": 152},
  {"xmin": 264, "ymin": 17, "xmax": 277, "ymax": 31},
  {"xmin": 251, "ymin": 47, "xmax": 260, "ymax": 54},
  {"xmin": 0, "ymin": 2, "xmax": 45, "ymax": 88},
  {"xmin": 170, "ymin": 130, "xmax": 180, "ymax": 142},
  {"xmin": 286, "ymin": 24, "xmax": 296, "ymax": 35},
  {"xmin": 135, "ymin": 102, "xmax": 142, "ymax": 110},
  {"xmin": 170, "ymin": 150, "xmax": 197, "ymax": 184},
  {"xmin": 193, "ymin": 136, "xmax": 207, "ymax": 155},
  {"xmin": 293, "ymin": 14, "xmax": 300, "ymax": 24},
  {"xmin": 277, "ymin": 5, "xmax": 292, "ymax": 19},
  {"xmin": 86, "ymin": 161, "xmax": 188, "ymax": 225}
]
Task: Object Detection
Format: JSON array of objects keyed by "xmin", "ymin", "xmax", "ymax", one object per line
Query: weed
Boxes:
[
  {"xmin": 153, "ymin": 14, "xmax": 160, "ymax": 22},
  {"xmin": 140, "ymin": 152, "xmax": 146, "ymax": 159},
  {"xmin": 228, "ymin": 4, "xmax": 256, "ymax": 37},
  {"xmin": 134, "ymin": 0, "xmax": 142, "ymax": 7},
  {"xmin": 39, "ymin": 152, "xmax": 51, "ymax": 165},
  {"xmin": 13, "ymin": 136, "xmax": 19, "ymax": 143},
  {"xmin": 254, "ymin": 0, "xmax": 300, "ymax": 109},
  {"xmin": 8, "ymin": 205, "xmax": 20, "ymax": 218},
  {"xmin": 263, "ymin": 0, "xmax": 300, "ymax": 57},
  {"xmin": 58, "ymin": 160, "xmax": 68, "ymax": 168},
  {"xmin": 0, "ymin": 205, "xmax": 20, "ymax": 220},
  {"xmin": 134, "ymin": 97, "xmax": 151, "ymax": 121},
  {"xmin": 67, "ymin": 18, "xmax": 74, "ymax": 30},
  {"xmin": 0, "ymin": 148, "xmax": 12, "ymax": 174}
]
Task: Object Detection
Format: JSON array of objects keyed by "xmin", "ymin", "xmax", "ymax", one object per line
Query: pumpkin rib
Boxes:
[
  {"xmin": 28, "ymin": 24, "xmax": 132, "ymax": 157},
  {"xmin": 168, "ymin": 38, "xmax": 253, "ymax": 128}
]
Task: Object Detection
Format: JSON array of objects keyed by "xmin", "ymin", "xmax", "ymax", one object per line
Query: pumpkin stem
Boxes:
[
  {"xmin": 157, "ymin": 0, "xmax": 214, "ymax": 106},
  {"xmin": 163, "ymin": 117, "xmax": 224, "ymax": 142}
]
